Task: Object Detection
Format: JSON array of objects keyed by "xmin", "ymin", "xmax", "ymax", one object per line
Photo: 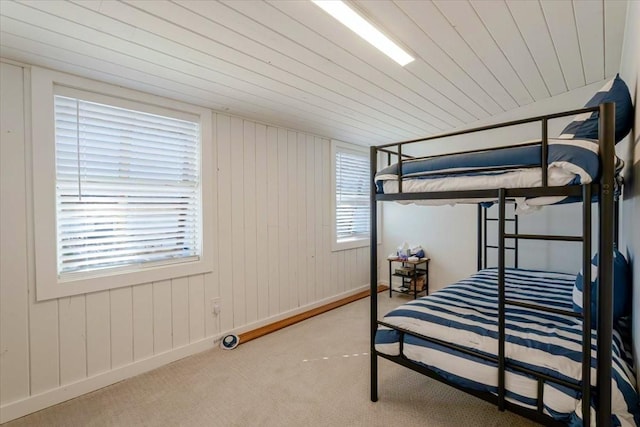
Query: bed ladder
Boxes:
[
  {"xmin": 494, "ymin": 187, "xmax": 595, "ymax": 426},
  {"xmin": 477, "ymin": 202, "xmax": 518, "ymax": 271}
]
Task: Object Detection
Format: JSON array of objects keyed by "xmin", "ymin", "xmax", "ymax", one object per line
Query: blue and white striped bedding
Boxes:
[
  {"xmin": 375, "ymin": 139, "xmax": 622, "ymax": 212},
  {"xmin": 375, "ymin": 268, "xmax": 639, "ymax": 426}
]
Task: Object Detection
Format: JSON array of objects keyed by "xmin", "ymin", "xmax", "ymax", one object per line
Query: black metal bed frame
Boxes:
[{"xmin": 369, "ymin": 103, "xmax": 617, "ymax": 426}]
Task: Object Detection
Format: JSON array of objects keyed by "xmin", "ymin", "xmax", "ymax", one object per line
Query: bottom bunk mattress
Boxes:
[{"xmin": 375, "ymin": 268, "xmax": 639, "ymax": 427}]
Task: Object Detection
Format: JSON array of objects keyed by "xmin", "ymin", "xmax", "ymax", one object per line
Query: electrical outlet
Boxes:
[{"xmin": 211, "ymin": 298, "xmax": 221, "ymax": 316}]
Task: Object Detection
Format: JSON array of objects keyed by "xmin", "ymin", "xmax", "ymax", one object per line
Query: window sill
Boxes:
[
  {"xmin": 37, "ymin": 257, "xmax": 213, "ymax": 301},
  {"xmin": 332, "ymin": 237, "xmax": 370, "ymax": 252}
]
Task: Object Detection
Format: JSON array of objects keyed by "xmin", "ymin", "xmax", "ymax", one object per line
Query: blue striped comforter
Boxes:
[{"xmin": 375, "ymin": 268, "xmax": 639, "ymax": 426}]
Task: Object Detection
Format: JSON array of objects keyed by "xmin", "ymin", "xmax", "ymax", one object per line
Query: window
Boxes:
[
  {"xmin": 54, "ymin": 94, "xmax": 201, "ymax": 276},
  {"xmin": 331, "ymin": 140, "xmax": 370, "ymax": 251},
  {"xmin": 32, "ymin": 68, "xmax": 213, "ymax": 300}
]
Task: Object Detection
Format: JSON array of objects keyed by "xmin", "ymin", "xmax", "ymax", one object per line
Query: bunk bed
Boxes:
[{"xmin": 369, "ymin": 77, "xmax": 638, "ymax": 427}]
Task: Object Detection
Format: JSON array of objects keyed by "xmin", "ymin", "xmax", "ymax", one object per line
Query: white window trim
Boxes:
[
  {"xmin": 331, "ymin": 139, "xmax": 373, "ymax": 252},
  {"xmin": 31, "ymin": 67, "xmax": 214, "ymax": 301}
]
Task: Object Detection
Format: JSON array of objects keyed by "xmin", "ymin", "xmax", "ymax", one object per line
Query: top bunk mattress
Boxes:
[{"xmin": 374, "ymin": 139, "xmax": 621, "ymax": 212}]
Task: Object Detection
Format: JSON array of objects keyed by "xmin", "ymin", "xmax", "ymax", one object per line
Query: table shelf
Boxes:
[{"xmin": 387, "ymin": 258, "xmax": 430, "ymax": 299}]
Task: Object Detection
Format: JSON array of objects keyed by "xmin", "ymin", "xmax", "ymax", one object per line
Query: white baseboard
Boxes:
[{"xmin": 0, "ymin": 285, "xmax": 369, "ymax": 423}]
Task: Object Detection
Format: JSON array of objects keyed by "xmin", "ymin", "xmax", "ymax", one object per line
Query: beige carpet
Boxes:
[{"xmin": 5, "ymin": 295, "xmax": 538, "ymax": 427}]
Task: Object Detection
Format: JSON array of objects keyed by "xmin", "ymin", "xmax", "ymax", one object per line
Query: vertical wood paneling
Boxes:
[
  {"xmin": 338, "ymin": 251, "xmax": 346, "ymax": 293},
  {"xmin": 266, "ymin": 126, "xmax": 280, "ymax": 316},
  {"xmin": 204, "ymin": 112, "xmax": 219, "ymax": 338},
  {"xmin": 58, "ymin": 295, "xmax": 87, "ymax": 385},
  {"xmin": 255, "ymin": 123, "xmax": 269, "ymax": 320},
  {"xmin": 314, "ymin": 137, "xmax": 323, "ymax": 300},
  {"xmin": 330, "ymin": 252, "xmax": 338, "ymax": 296},
  {"xmin": 1, "ymin": 62, "xmax": 370, "ymax": 419},
  {"xmin": 132, "ymin": 283, "xmax": 153, "ymax": 360},
  {"xmin": 354, "ymin": 249, "xmax": 363, "ymax": 290},
  {"xmin": 359, "ymin": 247, "xmax": 369, "ymax": 288},
  {"xmin": 321, "ymin": 140, "xmax": 331, "ymax": 298},
  {"xmin": 230, "ymin": 117, "xmax": 245, "ymax": 326},
  {"xmin": 296, "ymin": 133, "xmax": 308, "ymax": 307},
  {"xmin": 29, "ymin": 300, "xmax": 59, "ymax": 394},
  {"xmin": 304, "ymin": 134, "xmax": 316, "ymax": 307},
  {"xmin": 203, "ymin": 272, "xmax": 218, "ymax": 337},
  {"xmin": 0, "ymin": 62, "xmax": 30, "ymax": 403},
  {"xmin": 243, "ymin": 121, "xmax": 258, "ymax": 323},
  {"xmin": 277, "ymin": 128, "xmax": 290, "ymax": 311},
  {"xmin": 171, "ymin": 277, "xmax": 189, "ymax": 348},
  {"xmin": 287, "ymin": 130, "xmax": 299, "ymax": 309},
  {"xmin": 348, "ymin": 249, "xmax": 358, "ymax": 290},
  {"xmin": 153, "ymin": 280, "xmax": 172, "ymax": 354},
  {"xmin": 110, "ymin": 287, "xmax": 133, "ymax": 368},
  {"xmin": 188, "ymin": 275, "xmax": 205, "ymax": 342},
  {"xmin": 85, "ymin": 291, "xmax": 111, "ymax": 376},
  {"xmin": 216, "ymin": 114, "xmax": 234, "ymax": 331}
]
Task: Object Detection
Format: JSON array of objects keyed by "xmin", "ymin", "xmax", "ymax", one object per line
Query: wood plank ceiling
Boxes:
[{"xmin": 0, "ymin": 0, "xmax": 628, "ymax": 145}]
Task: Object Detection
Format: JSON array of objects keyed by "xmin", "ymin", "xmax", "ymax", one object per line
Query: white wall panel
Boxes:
[
  {"xmin": 171, "ymin": 277, "xmax": 190, "ymax": 348},
  {"xmin": 110, "ymin": 287, "xmax": 133, "ymax": 368},
  {"xmin": 187, "ymin": 275, "xmax": 205, "ymax": 343},
  {"xmin": 58, "ymin": 295, "xmax": 87, "ymax": 385},
  {"xmin": 0, "ymin": 62, "xmax": 369, "ymax": 420},
  {"xmin": 203, "ymin": 272, "xmax": 218, "ymax": 338},
  {"xmin": 132, "ymin": 283, "xmax": 154, "ymax": 361},
  {"xmin": 255, "ymin": 124, "xmax": 269, "ymax": 320},
  {"xmin": 85, "ymin": 291, "xmax": 111, "ymax": 376},
  {"xmin": 296, "ymin": 133, "xmax": 308, "ymax": 307},
  {"xmin": 321, "ymin": 141, "xmax": 332, "ymax": 298},
  {"xmin": 243, "ymin": 121, "xmax": 258, "ymax": 324},
  {"xmin": 314, "ymin": 138, "xmax": 323, "ymax": 300},
  {"xmin": 277, "ymin": 128, "xmax": 290, "ymax": 311},
  {"xmin": 303, "ymin": 135, "xmax": 315, "ymax": 307},
  {"xmin": 28, "ymin": 298, "xmax": 59, "ymax": 395},
  {"xmin": 152, "ymin": 280, "xmax": 172, "ymax": 354},
  {"xmin": 287, "ymin": 131, "xmax": 299, "ymax": 309},
  {"xmin": 266, "ymin": 126, "xmax": 280, "ymax": 317},
  {"xmin": 330, "ymin": 252, "xmax": 339, "ymax": 298},
  {"xmin": 216, "ymin": 114, "xmax": 234, "ymax": 332},
  {"xmin": 337, "ymin": 251, "xmax": 346, "ymax": 294},
  {"xmin": 0, "ymin": 62, "xmax": 30, "ymax": 403},
  {"xmin": 204, "ymin": 113, "xmax": 220, "ymax": 338},
  {"xmin": 230, "ymin": 117, "xmax": 246, "ymax": 327}
]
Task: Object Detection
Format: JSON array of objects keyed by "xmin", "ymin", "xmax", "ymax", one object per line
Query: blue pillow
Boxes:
[
  {"xmin": 572, "ymin": 249, "xmax": 631, "ymax": 328},
  {"xmin": 559, "ymin": 74, "xmax": 634, "ymax": 144}
]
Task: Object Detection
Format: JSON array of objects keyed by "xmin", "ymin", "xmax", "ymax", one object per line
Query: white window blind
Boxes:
[
  {"xmin": 54, "ymin": 95, "xmax": 201, "ymax": 276},
  {"xmin": 335, "ymin": 149, "xmax": 370, "ymax": 242}
]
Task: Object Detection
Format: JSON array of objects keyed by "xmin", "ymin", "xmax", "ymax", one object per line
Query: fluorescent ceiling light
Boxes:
[{"xmin": 312, "ymin": 0, "xmax": 415, "ymax": 66}]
